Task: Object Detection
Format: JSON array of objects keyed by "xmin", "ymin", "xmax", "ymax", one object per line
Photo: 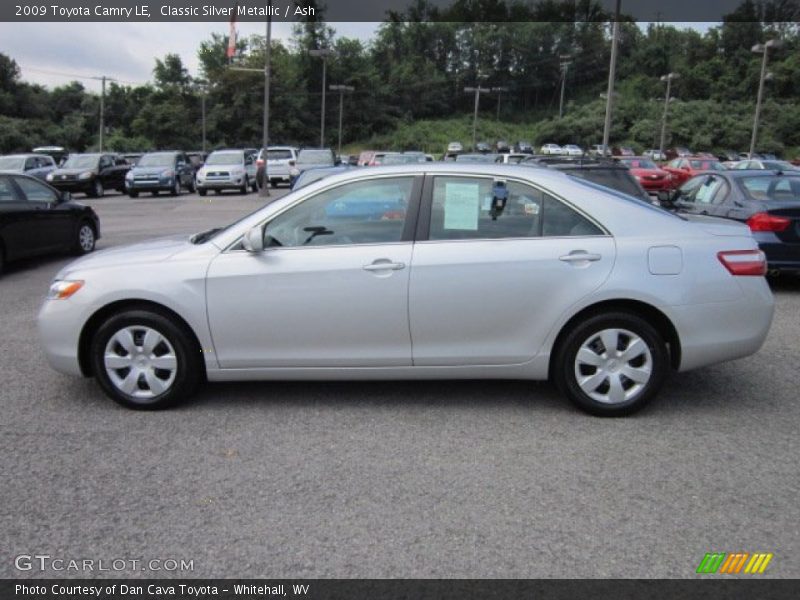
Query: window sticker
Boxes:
[{"xmin": 443, "ymin": 182, "xmax": 480, "ymax": 230}]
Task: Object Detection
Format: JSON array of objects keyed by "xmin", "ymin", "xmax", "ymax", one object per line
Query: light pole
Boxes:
[
  {"xmin": 659, "ymin": 72, "xmax": 679, "ymax": 157},
  {"xmin": 558, "ymin": 55, "xmax": 572, "ymax": 118},
  {"xmin": 310, "ymin": 48, "xmax": 332, "ymax": 147},
  {"xmin": 601, "ymin": 0, "xmax": 622, "ymax": 157},
  {"xmin": 464, "ymin": 86, "xmax": 490, "ymax": 151},
  {"xmin": 195, "ymin": 80, "xmax": 208, "ymax": 154},
  {"xmin": 492, "ymin": 86, "xmax": 508, "ymax": 121},
  {"xmin": 330, "ymin": 84, "xmax": 354, "ymax": 156},
  {"xmin": 90, "ymin": 75, "xmax": 114, "ymax": 151},
  {"xmin": 749, "ymin": 40, "xmax": 781, "ymax": 159}
]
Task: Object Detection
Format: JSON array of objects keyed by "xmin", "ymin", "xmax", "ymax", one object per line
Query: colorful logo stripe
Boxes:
[{"xmin": 697, "ymin": 552, "xmax": 773, "ymax": 574}]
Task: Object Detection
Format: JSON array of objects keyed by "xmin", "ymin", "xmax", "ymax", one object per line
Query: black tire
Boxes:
[
  {"xmin": 0, "ymin": 245, "xmax": 4, "ymax": 276},
  {"xmin": 214, "ymin": 189, "xmax": 222, "ymax": 195},
  {"xmin": 91, "ymin": 180, "xmax": 104, "ymax": 198},
  {"xmin": 198, "ymin": 188, "xmax": 207, "ymax": 197},
  {"xmin": 128, "ymin": 191, "xmax": 139, "ymax": 198},
  {"xmin": 151, "ymin": 191, "xmax": 159, "ymax": 197},
  {"xmin": 170, "ymin": 178, "xmax": 181, "ymax": 196},
  {"xmin": 90, "ymin": 309, "xmax": 202, "ymax": 410},
  {"xmin": 188, "ymin": 178, "xmax": 196, "ymax": 193},
  {"xmin": 73, "ymin": 220, "xmax": 96, "ymax": 255},
  {"xmin": 251, "ymin": 178, "xmax": 259, "ymax": 193},
  {"xmin": 553, "ymin": 312, "xmax": 669, "ymax": 417},
  {"xmin": 240, "ymin": 177, "xmax": 249, "ymax": 195}
]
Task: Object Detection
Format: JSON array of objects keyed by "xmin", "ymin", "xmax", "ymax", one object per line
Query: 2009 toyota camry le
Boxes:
[{"xmin": 38, "ymin": 164, "xmax": 775, "ymax": 416}]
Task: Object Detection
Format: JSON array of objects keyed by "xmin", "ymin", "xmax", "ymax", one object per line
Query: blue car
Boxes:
[{"xmin": 125, "ymin": 151, "xmax": 196, "ymax": 197}]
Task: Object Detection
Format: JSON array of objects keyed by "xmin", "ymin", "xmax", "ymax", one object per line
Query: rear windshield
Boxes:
[
  {"xmin": 739, "ymin": 176, "xmax": 800, "ymax": 202},
  {"xmin": 297, "ymin": 150, "xmax": 333, "ymax": 164},
  {"xmin": 267, "ymin": 149, "xmax": 293, "ymax": 160},
  {"xmin": 564, "ymin": 168, "xmax": 649, "ymax": 200}
]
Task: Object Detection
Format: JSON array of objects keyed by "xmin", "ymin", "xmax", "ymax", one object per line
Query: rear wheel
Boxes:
[
  {"xmin": 170, "ymin": 178, "xmax": 181, "ymax": 196},
  {"xmin": 553, "ymin": 312, "xmax": 668, "ymax": 417},
  {"xmin": 90, "ymin": 310, "xmax": 202, "ymax": 410},
  {"xmin": 74, "ymin": 221, "xmax": 96, "ymax": 255},
  {"xmin": 128, "ymin": 190, "xmax": 139, "ymax": 198},
  {"xmin": 240, "ymin": 177, "xmax": 249, "ymax": 195}
]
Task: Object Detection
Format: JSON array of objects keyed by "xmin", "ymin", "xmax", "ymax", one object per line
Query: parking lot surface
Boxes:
[{"xmin": 2, "ymin": 190, "xmax": 799, "ymax": 578}]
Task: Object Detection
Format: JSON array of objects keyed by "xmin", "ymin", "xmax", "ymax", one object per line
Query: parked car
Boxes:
[
  {"xmin": 618, "ymin": 157, "xmax": 673, "ymax": 193},
  {"xmin": 124, "ymin": 151, "xmax": 196, "ymax": 197},
  {"xmin": 382, "ymin": 153, "xmax": 425, "ymax": 165},
  {"xmin": 446, "ymin": 142, "xmax": 464, "ymax": 154},
  {"xmin": 186, "ymin": 151, "xmax": 207, "ymax": 172},
  {"xmin": 290, "ymin": 165, "xmax": 353, "ymax": 191},
  {"xmin": 455, "ymin": 153, "xmax": 499, "ymax": 163},
  {"xmin": 289, "ymin": 148, "xmax": 337, "ymax": 183},
  {"xmin": 474, "ymin": 142, "xmax": 492, "ymax": 154},
  {"xmin": 665, "ymin": 147, "xmax": 692, "ymax": 160},
  {"xmin": 38, "ymin": 163, "xmax": 773, "ymax": 416},
  {"xmin": 590, "ymin": 144, "xmax": 611, "ymax": 157},
  {"xmin": 643, "ymin": 149, "xmax": 667, "ymax": 161},
  {"xmin": 32, "ymin": 146, "xmax": 69, "ymax": 166},
  {"xmin": 563, "ymin": 144, "xmax": 584, "ymax": 156},
  {"xmin": 663, "ymin": 170, "xmax": 800, "ymax": 274},
  {"xmin": 733, "ymin": 159, "xmax": 799, "ymax": 172},
  {"xmin": 368, "ymin": 152, "xmax": 395, "ymax": 166},
  {"xmin": 661, "ymin": 157, "xmax": 726, "ymax": 188},
  {"xmin": 402, "ymin": 151, "xmax": 430, "ymax": 163},
  {"xmin": 46, "ymin": 153, "xmax": 130, "ymax": 197},
  {"xmin": 256, "ymin": 146, "xmax": 298, "ymax": 188},
  {"xmin": 494, "ymin": 153, "xmax": 528, "ymax": 164},
  {"xmin": 195, "ymin": 149, "xmax": 258, "ymax": 196},
  {"xmin": 495, "ymin": 140, "xmax": 511, "ymax": 153},
  {"xmin": 612, "ymin": 146, "xmax": 636, "ymax": 157},
  {"xmin": 0, "ymin": 173, "xmax": 99, "ymax": 274},
  {"xmin": 0, "ymin": 153, "xmax": 57, "ymax": 181},
  {"xmin": 522, "ymin": 156, "xmax": 651, "ymax": 202},
  {"xmin": 515, "ymin": 141, "xmax": 534, "ymax": 154},
  {"xmin": 540, "ymin": 143, "xmax": 562, "ymax": 155}
]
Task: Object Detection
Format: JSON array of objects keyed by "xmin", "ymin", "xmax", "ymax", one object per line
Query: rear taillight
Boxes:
[
  {"xmin": 746, "ymin": 212, "xmax": 790, "ymax": 232},
  {"xmin": 717, "ymin": 250, "xmax": 767, "ymax": 276}
]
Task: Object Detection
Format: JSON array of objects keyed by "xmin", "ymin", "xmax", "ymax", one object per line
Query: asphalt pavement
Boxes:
[{"xmin": 1, "ymin": 189, "xmax": 799, "ymax": 579}]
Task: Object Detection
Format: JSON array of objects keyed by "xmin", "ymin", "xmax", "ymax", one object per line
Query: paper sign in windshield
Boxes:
[{"xmin": 443, "ymin": 182, "xmax": 480, "ymax": 230}]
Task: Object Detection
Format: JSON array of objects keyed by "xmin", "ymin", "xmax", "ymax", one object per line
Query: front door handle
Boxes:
[
  {"xmin": 559, "ymin": 251, "xmax": 601, "ymax": 263},
  {"xmin": 363, "ymin": 260, "xmax": 406, "ymax": 272}
]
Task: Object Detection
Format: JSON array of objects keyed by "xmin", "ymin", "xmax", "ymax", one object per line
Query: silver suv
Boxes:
[{"xmin": 195, "ymin": 149, "xmax": 258, "ymax": 196}]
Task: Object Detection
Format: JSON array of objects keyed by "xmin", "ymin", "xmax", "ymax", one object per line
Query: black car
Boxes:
[
  {"xmin": 124, "ymin": 151, "xmax": 196, "ymax": 197},
  {"xmin": 475, "ymin": 142, "xmax": 492, "ymax": 154},
  {"xmin": 521, "ymin": 155, "xmax": 652, "ymax": 203},
  {"xmin": 664, "ymin": 169, "xmax": 800, "ymax": 274},
  {"xmin": 46, "ymin": 153, "xmax": 130, "ymax": 197},
  {"xmin": 0, "ymin": 173, "xmax": 100, "ymax": 274}
]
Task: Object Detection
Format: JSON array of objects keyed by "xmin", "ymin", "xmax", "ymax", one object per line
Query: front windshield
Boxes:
[
  {"xmin": 62, "ymin": 154, "xmax": 100, "ymax": 169},
  {"xmin": 0, "ymin": 157, "xmax": 25, "ymax": 170},
  {"xmin": 623, "ymin": 159, "xmax": 658, "ymax": 169},
  {"xmin": 739, "ymin": 176, "xmax": 800, "ymax": 202},
  {"xmin": 137, "ymin": 153, "xmax": 175, "ymax": 167},
  {"xmin": 297, "ymin": 150, "xmax": 334, "ymax": 164},
  {"xmin": 206, "ymin": 151, "xmax": 243, "ymax": 165}
]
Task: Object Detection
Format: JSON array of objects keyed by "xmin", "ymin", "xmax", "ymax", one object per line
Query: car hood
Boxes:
[
  {"xmin": 131, "ymin": 167, "xmax": 172, "ymax": 176},
  {"xmin": 53, "ymin": 168, "xmax": 96, "ymax": 176},
  {"xmin": 683, "ymin": 214, "xmax": 753, "ymax": 237},
  {"xmin": 57, "ymin": 235, "xmax": 195, "ymax": 276}
]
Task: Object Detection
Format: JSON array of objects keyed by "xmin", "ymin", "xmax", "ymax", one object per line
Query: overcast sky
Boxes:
[
  {"xmin": 0, "ymin": 22, "xmax": 380, "ymax": 92},
  {"xmin": 0, "ymin": 21, "xmax": 711, "ymax": 93}
]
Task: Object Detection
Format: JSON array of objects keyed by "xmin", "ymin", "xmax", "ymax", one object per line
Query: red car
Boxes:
[
  {"xmin": 619, "ymin": 157, "xmax": 672, "ymax": 192},
  {"xmin": 661, "ymin": 156, "xmax": 727, "ymax": 188}
]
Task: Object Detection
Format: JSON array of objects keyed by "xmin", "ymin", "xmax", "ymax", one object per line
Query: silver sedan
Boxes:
[{"xmin": 38, "ymin": 164, "xmax": 774, "ymax": 416}]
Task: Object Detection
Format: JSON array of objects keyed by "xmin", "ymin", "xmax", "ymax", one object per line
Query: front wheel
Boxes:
[
  {"xmin": 198, "ymin": 188, "xmax": 207, "ymax": 197},
  {"xmin": 74, "ymin": 221, "xmax": 96, "ymax": 255},
  {"xmin": 90, "ymin": 310, "xmax": 202, "ymax": 410},
  {"xmin": 170, "ymin": 178, "xmax": 181, "ymax": 196},
  {"xmin": 553, "ymin": 312, "xmax": 668, "ymax": 417},
  {"xmin": 91, "ymin": 180, "xmax": 104, "ymax": 198},
  {"xmin": 240, "ymin": 177, "xmax": 249, "ymax": 195}
]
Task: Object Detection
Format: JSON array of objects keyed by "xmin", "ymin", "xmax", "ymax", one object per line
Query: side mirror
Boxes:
[
  {"xmin": 242, "ymin": 226, "xmax": 265, "ymax": 252},
  {"xmin": 59, "ymin": 191, "xmax": 72, "ymax": 203}
]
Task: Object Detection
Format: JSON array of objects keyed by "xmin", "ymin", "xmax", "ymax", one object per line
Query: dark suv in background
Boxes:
[{"xmin": 46, "ymin": 153, "xmax": 130, "ymax": 197}]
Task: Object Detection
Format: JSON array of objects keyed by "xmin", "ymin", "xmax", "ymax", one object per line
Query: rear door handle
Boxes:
[
  {"xmin": 559, "ymin": 251, "xmax": 602, "ymax": 263},
  {"xmin": 363, "ymin": 260, "xmax": 406, "ymax": 272}
]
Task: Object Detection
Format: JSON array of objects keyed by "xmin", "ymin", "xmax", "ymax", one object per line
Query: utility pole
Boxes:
[
  {"xmin": 749, "ymin": 40, "xmax": 780, "ymax": 159},
  {"xmin": 464, "ymin": 86, "xmax": 490, "ymax": 151},
  {"xmin": 659, "ymin": 72, "xmax": 679, "ymax": 157},
  {"xmin": 310, "ymin": 48, "xmax": 332, "ymax": 147},
  {"xmin": 492, "ymin": 86, "xmax": 508, "ymax": 121},
  {"xmin": 558, "ymin": 56, "xmax": 572, "ymax": 118},
  {"xmin": 90, "ymin": 75, "xmax": 114, "ymax": 151},
  {"xmin": 196, "ymin": 80, "xmax": 208, "ymax": 154},
  {"xmin": 601, "ymin": 0, "xmax": 621, "ymax": 156},
  {"xmin": 330, "ymin": 84, "xmax": 354, "ymax": 156}
]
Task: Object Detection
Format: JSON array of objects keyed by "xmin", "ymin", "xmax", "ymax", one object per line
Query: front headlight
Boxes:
[
  {"xmin": 125, "ymin": 171, "xmax": 134, "ymax": 180},
  {"xmin": 161, "ymin": 169, "xmax": 174, "ymax": 178},
  {"xmin": 290, "ymin": 167, "xmax": 300, "ymax": 177},
  {"xmin": 46, "ymin": 173, "xmax": 54, "ymax": 181},
  {"xmin": 47, "ymin": 280, "xmax": 84, "ymax": 300},
  {"xmin": 78, "ymin": 171, "xmax": 93, "ymax": 180}
]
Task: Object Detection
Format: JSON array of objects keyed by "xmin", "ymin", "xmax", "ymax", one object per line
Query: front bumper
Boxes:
[
  {"xmin": 126, "ymin": 177, "xmax": 175, "ymax": 192},
  {"xmin": 50, "ymin": 180, "xmax": 93, "ymax": 193},
  {"xmin": 196, "ymin": 176, "xmax": 246, "ymax": 190},
  {"xmin": 38, "ymin": 297, "xmax": 92, "ymax": 377}
]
